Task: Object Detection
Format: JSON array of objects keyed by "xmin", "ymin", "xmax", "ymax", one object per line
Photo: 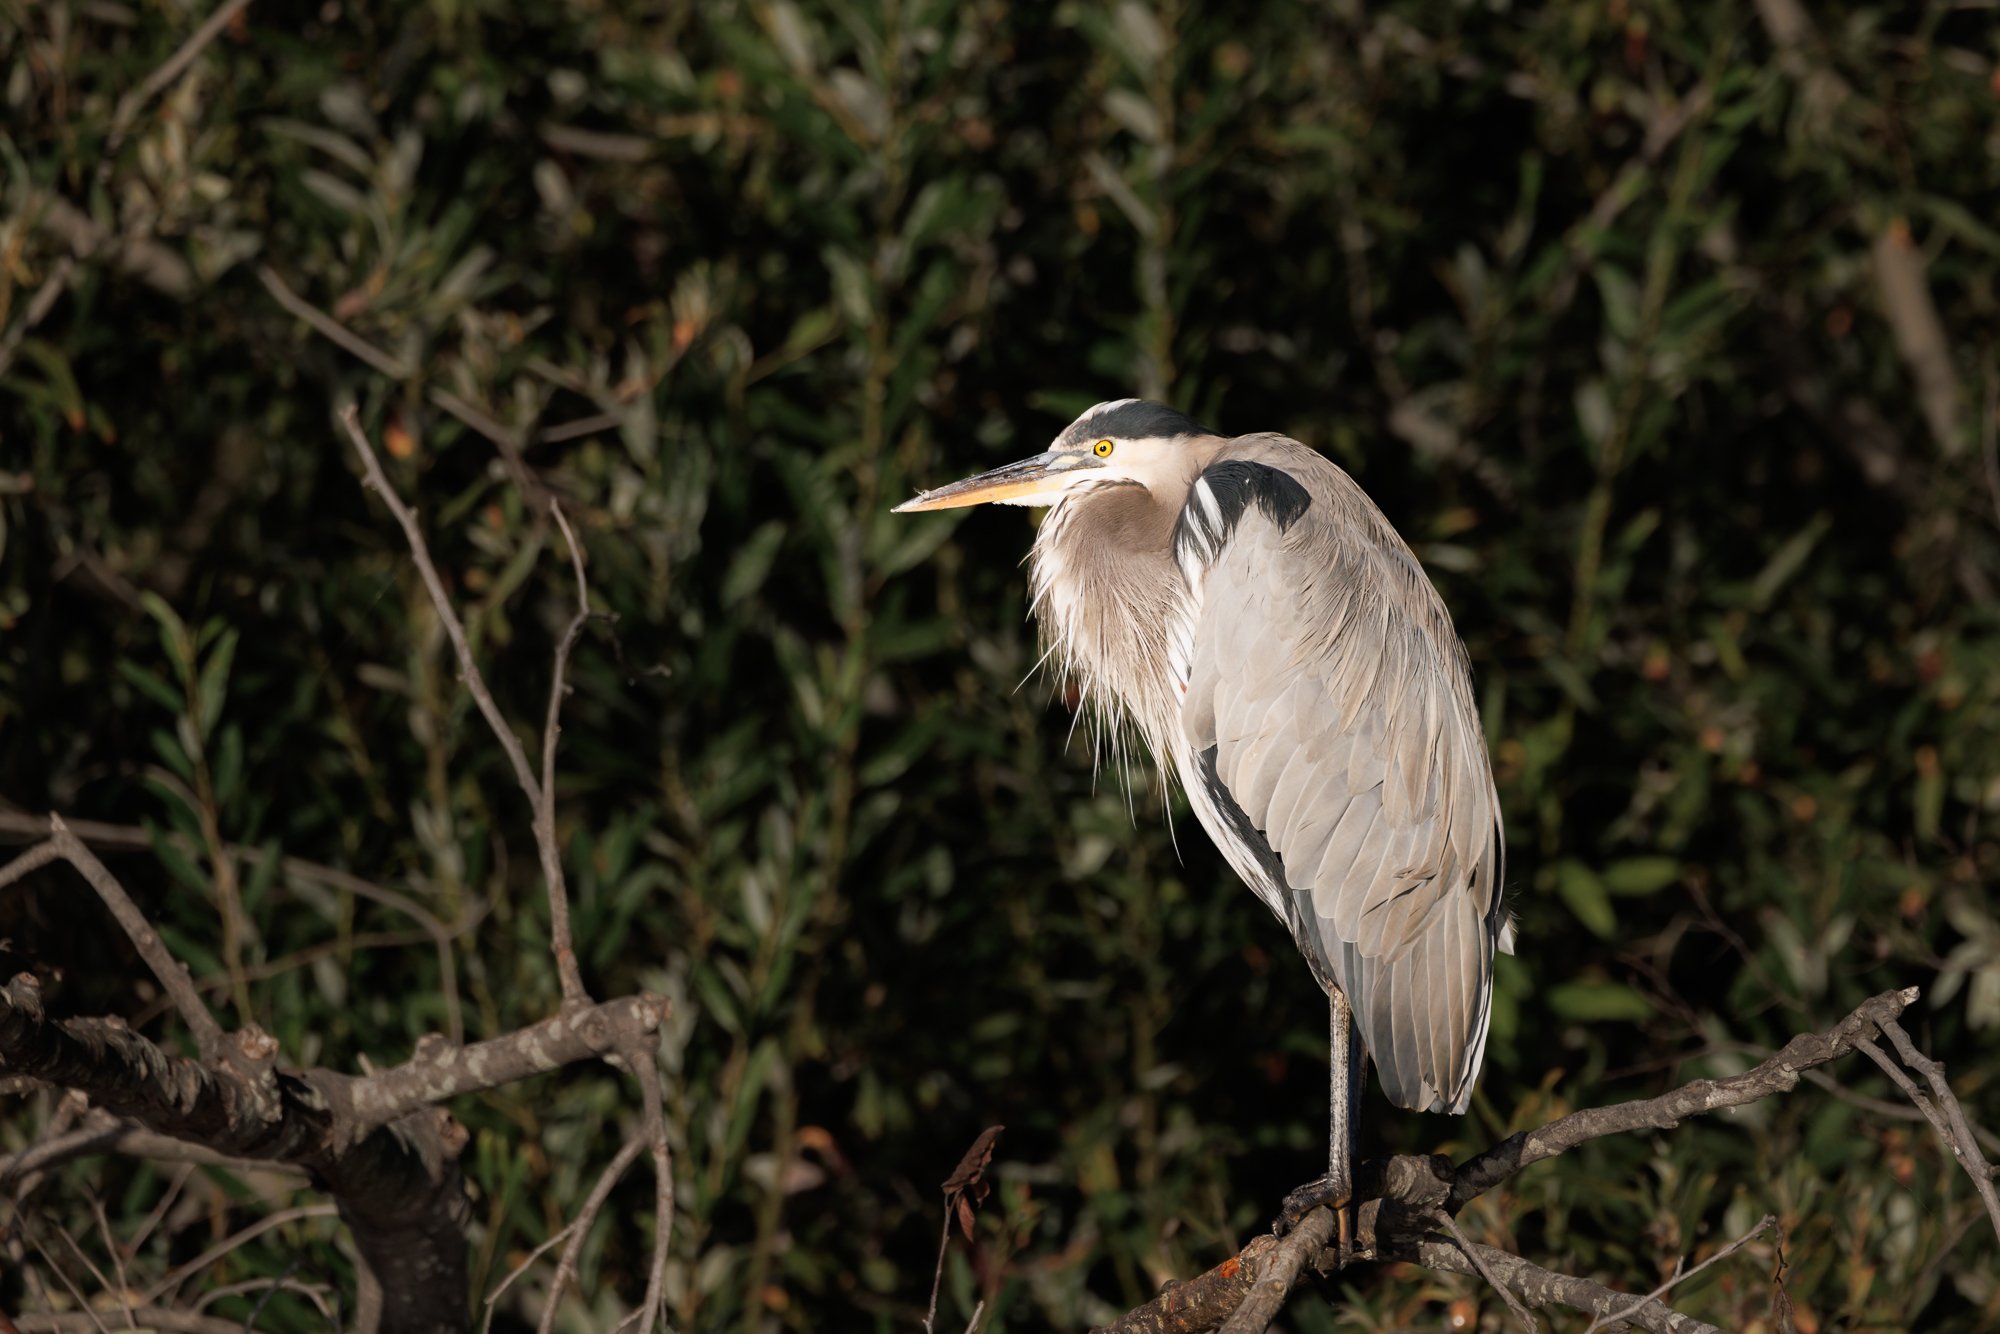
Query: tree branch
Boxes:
[
  {"xmin": 1434, "ymin": 1208, "xmax": 1538, "ymax": 1333},
  {"xmin": 1213, "ymin": 1206, "xmax": 1333, "ymax": 1334},
  {"xmin": 1579, "ymin": 1214, "xmax": 1774, "ymax": 1334},
  {"xmin": 0, "ymin": 811, "xmax": 469, "ymax": 1045},
  {"xmin": 1856, "ymin": 1025, "xmax": 2000, "ymax": 1242},
  {"xmin": 338, "ymin": 404, "xmax": 590, "ymax": 1010},
  {"xmin": 0, "ymin": 1108, "xmax": 308, "ymax": 1188},
  {"xmin": 1103, "ymin": 987, "xmax": 1977, "ymax": 1334},
  {"xmin": 3, "ymin": 821, "xmax": 225, "ymax": 1061},
  {"xmin": 343, "ymin": 994, "xmax": 669, "ymax": 1134},
  {"xmin": 1403, "ymin": 1238, "xmax": 1720, "ymax": 1334},
  {"xmin": 12, "ymin": 1310, "xmax": 246, "ymax": 1334},
  {"xmin": 1452, "ymin": 986, "xmax": 1919, "ymax": 1209}
]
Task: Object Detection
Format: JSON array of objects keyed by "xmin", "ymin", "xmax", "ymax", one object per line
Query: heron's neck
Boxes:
[{"xmin": 1028, "ymin": 484, "xmax": 1185, "ymax": 763}]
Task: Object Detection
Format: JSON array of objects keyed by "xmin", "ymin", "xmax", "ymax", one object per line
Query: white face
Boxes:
[{"xmin": 893, "ymin": 398, "xmax": 1210, "ymax": 513}]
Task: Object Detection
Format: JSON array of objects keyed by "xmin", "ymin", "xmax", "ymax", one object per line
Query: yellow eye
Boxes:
[{"xmin": 1093, "ymin": 438, "xmax": 1114, "ymax": 458}]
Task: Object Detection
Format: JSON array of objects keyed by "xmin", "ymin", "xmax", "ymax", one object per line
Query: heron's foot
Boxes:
[{"xmin": 1273, "ymin": 1173, "xmax": 1351, "ymax": 1250}]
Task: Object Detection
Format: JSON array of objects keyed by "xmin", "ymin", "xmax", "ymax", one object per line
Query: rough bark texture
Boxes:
[
  {"xmin": 0, "ymin": 971, "xmax": 669, "ymax": 1334},
  {"xmin": 1098, "ymin": 988, "xmax": 1965, "ymax": 1334},
  {"xmin": 1402, "ymin": 1238, "xmax": 1721, "ymax": 1334},
  {"xmin": 1092, "ymin": 1238, "xmax": 1275, "ymax": 1334}
]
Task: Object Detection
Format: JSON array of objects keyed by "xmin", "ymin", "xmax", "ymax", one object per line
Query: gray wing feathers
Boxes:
[{"xmin": 1179, "ymin": 448, "xmax": 1504, "ymax": 1115}]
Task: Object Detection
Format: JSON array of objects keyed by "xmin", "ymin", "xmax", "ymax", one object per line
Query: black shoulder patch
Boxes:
[
  {"xmin": 1172, "ymin": 460, "xmax": 1312, "ymax": 576},
  {"xmin": 1200, "ymin": 460, "xmax": 1311, "ymax": 532},
  {"xmin": 1087, "ymin": 399, "xmax": 1214, "ymax": 441}
]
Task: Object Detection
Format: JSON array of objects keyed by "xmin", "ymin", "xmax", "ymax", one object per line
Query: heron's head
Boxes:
[{"xmin": 892, "ymin": 399, "xmax": 1216, "ymax": 513}]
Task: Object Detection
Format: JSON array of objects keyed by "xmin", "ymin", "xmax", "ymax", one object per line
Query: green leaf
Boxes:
[
  {"xmin": 1603, "ymin": 856, "xmax": 1681, "ymax": 896},
  {"xmin": 1749, "ymin": 513, "xmax": 1831, "ymax": 611},
  {"xmin": 150, "ymin": 726, "xmax": 196, "ymax": 784},
  {"xmin": 119, "ymin": 661, "xmax": 185, "ymax": 715},
  {"xmin": 823, "ymin": 247, "xmax": 874, "ymax": 327},
  {"xmin": 721, "ymin": 521, "xmax": 786, "ymax": 607},
  {"xmin": 13, "ymin": 340, "xmax": 87, "ymax": 430},
  {"xmin": 242, "ymin": 839, "xmax": 282, "ymax": 914},
  {"xmin": 197, "ymin": 627, "xmax": 238, "ymax": 739},
  {"xmin": 1553, "ymin": 859, "xmax": 1616, "ymax": 938},
  {"xmin": 139, "ymin": 592, "xmax": 192, "ymax": 681},
  {"xmin": 1547, "ymin": 980, "xmax": 1652, "ymax": 1022},
  {"xmin": 1593, "ymin": 264, "xmax": 1641, "ymax": 341}
]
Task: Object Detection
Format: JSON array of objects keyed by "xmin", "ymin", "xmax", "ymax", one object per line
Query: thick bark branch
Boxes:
[
  {"xmin": 0, "ymin": 973, "xmax": 668, "ymax": 1334},
  {"xmin": 1103, "ymin": 987, "xmax": 1960, "ymax": 1334},
  {"xmin": 3, "ymin": 822, "xmax": 227, "ymax": 1060},
  {"xmin": 1214, "ymin": 1208, "xmax": 1333, "ymax": 1334},
  {"xmin": 343, "ymin": 994, "xmax": 669, "ymax": 1133},
  {"xmin": 1094, "ymin": 1239, "xmax": 1275, "ymax": 1334},
  {"xmin": 0, "ymin": 1108, "xmax": 308, "ymax": 1187},
  {"xmin": 0, "ymin": 973, "xmax": 460, "ymax": 1334},
  {"xmin": 1403, "ymin": 1239, "xmax": 1718, "ymax": 1334}
]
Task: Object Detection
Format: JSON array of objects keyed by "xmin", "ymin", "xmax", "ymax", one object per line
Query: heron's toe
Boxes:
[{"xmin": 1272, "ymin": 1173, "xmax": 1350, "ymax": 1238}]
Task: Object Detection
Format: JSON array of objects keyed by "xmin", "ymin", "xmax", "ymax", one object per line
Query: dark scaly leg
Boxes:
[{"xmin": 1274, "ymin": 987, "xmax": 1358, "ymax": 1255}]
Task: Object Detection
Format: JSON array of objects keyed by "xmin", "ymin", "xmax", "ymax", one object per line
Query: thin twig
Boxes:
[
  {"xmin": 106, "ymin": 0, "xmax": 256, "ymax": 154},
  {"xmin": 539, "ymin": 411, "xmax": 623, "ymax": 444},
  {"xmin": 139, "ymin": 1204, "xmax": 340, "ymax": 1306},
  {"xmin": 1580, "ymin": 1214, "xmax": 1776, "ymax": 1334},
  {"xmin": 11, "ymin": 1311, "xmax": 246, "ymax": 1334},
  {"xmin": 0, "ymin": 1110, "xmax": 307, "ymax": 1187},
  {"xmin": 532, "ymin": 1133, "xmax": 649, "ymax": 1334},
  {"xmin": 125, "ymin": 1162, "xmax": 198, "ymax": 1258},
  {"xmin": 260, "ymin": 269, "xmax": 412, "ymax": 378},
  {"xmin": 629, "ymin": 1050, "xmax": 674, "ymax": 1334},
  {"xmin": 1793, "ymin": 1063, "xmax": 2000, "ymax": 1157},
  {"xmin": 0, "ymin": 812, "xmax": 468, "ymax": 1045},
  {"xmin": 54, "ymin": 1224, "xmax": 126, "ymax": 1332},
  {"xmin": 227, "ymin": 1258, "xmax": 306, "ymax": 1329},
  {"xmin": 479, "ymin": 1209, "xmax": 593, "ymax": 1334},
  {"xmin": 1453, "ymin": 987, "xmax": 1921, "ymax": 1209},
  {"xmin": 921, "ymin": 1208, "xmax": 952, "ymax": 1334},
  {"xmin": 42, "ymin": 820, "xmax": 225, "ymax": 1059},
  {"xmin": 0, "ymin": 842, "xmax": 61, "ymax": 891},
  {"xmin": 25, "ymin": 1232, "xmax": 113, "ymax": 1334},
  {"xmin": 426, "ymin": 386, "xmax": 552, "ymax": 513},
  {"xmin": 540, "ymin": 501, "xmax": 593, "ymax": 1010},
  {"xmin": 1864, "ymin": 1024, "xmax": 2000, "ymax": 1243},
  {"xmin": 1, "ymin": 0, "xmax": 249, "ymax": 378},
  {"xmin": 1434, "ymin": 1209, "xmax": 1538, "ymax": 1333},
  {"xmin": 84, "ymin": 1200, "xmax": 138, "ymax": 1331},
  {"xmin": 338, "ymin": 403, "xmax": 588, "ymax": 1007},
  {"xmin": 0, "ymin": 257, "xmax": 77, "ymax": 380}
]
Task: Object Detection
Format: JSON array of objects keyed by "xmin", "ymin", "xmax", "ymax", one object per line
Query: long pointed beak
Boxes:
[{"xmin": 892, "ymin": 452, "xmax": 1086, "ymax": 512}]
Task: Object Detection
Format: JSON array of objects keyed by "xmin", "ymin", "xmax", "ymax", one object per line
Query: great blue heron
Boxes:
[{"xmin": 895, "ymin": 399, "xmax": 1510, "ymax": 1237}]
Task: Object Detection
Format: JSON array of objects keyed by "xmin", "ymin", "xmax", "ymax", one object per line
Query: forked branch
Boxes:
[
  {"xmin": 1100, "ymin": 986, "xmax": 1997, "ymax": 1334},
  {"xmin": 338, "ymin": 403, "xmax": 589, "ymax": 1010}
]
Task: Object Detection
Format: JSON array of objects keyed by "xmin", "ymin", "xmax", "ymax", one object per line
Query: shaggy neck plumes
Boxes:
[{"xmin": 1027, "ymin": 482, "xmax": 1187, "ymax": 777}]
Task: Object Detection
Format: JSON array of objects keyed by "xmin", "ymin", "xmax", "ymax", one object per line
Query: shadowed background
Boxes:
[{"xmin": 3, "ymin": 0, "xmax": 1998, "ymax": 1328}]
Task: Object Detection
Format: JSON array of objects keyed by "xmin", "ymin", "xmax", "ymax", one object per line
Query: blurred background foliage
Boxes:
[{"xmin": 3, "ymin": 0, "xmax": 1999, "ymax": 1329}]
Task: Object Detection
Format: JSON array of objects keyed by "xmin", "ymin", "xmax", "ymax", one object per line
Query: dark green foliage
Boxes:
[{"xmin": 3, "ymin": 0, "xmax": 1998, "ymax": 1329}]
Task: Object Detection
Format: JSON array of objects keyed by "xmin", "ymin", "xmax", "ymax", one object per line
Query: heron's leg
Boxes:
[
  {"xmin": 1328, "ymin": 984, "xmax": 1353, "ymax": 1195},
  {"xmin": 1274, "ymin": 988, "xmax": 1358, "ymax": 1250}
]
